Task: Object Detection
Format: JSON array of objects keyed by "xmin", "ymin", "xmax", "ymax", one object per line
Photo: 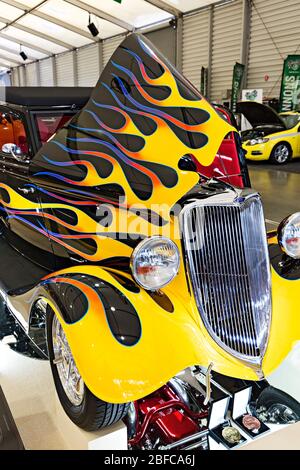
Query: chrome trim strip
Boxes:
[{"xmin": 0, "ymin": 288, "xmax": 28, "ymax": 331}]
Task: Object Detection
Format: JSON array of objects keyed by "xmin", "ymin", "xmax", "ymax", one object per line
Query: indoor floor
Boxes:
[{"xmin": 248, "ymin": 159, "xmax": 300, "ymax": 227}]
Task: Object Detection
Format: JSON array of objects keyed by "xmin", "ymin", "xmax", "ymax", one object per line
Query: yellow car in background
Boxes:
[{"xmin": 238, "ymin": 101, "xmax": 300, "ymax": 164}]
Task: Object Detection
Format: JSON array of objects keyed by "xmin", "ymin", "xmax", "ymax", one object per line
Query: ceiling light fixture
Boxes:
[
  {"xmin": 87, "ymin": 12, "xmax": 99, "ymax": 37},
  {"xmin": 19, "ymin": 45, "xmax": 28, "ymax": 61}
]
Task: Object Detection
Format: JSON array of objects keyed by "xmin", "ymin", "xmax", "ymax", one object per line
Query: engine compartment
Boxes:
[{"xmin": 127, "ymin": 375, "xmax": 209, "ymax": 450}]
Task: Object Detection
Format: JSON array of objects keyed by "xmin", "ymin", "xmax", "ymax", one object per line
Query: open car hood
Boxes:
[
  {"xmin": 237, "ymin": 101, "xmax": 287, "ymax": 129},
  {"xmin": 32, "ymin": 33, "xmax": 233, "ymax": 216}
]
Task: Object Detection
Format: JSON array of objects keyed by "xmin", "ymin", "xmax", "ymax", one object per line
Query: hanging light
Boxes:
[
  {"xmin": 87, "ymin": 12, "xmax": 99, "ymax": 37},
  {"xmin": 19, "ymin": 45, "xmax": 28, "ymax": 61}
]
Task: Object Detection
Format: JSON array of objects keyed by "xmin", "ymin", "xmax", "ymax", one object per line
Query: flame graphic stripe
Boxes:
[
  {"xmin": 41, "ymin": 138, "xmax": 163, "ymax": 188},
  {"xmin": 106, "ymin": 75, "xmax": 209, "ymax": 139}
]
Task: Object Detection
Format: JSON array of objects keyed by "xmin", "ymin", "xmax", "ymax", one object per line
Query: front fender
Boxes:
[
  {"xmin": 20, "ymin": 264, "xmax": 261, "ymax": 404},
  {"xmin": 9, "ymin": 256, "xmax": 300, "ymax": 403}
]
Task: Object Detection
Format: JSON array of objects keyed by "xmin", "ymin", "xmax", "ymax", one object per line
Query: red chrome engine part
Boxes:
[{"xmin": 128, "ymin": 384, "xmax": 208, "ymax": 449}]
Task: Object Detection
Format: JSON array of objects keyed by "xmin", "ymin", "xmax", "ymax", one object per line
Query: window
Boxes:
[
  {"xmin": 279, "ymin": 113, "xmax": 300, "ymax": 130},
  {"xmin": 0, "ymin": 110, "xmax": 28, "ymax": 154},
  {"xmin": 34, "ymin": 113, "xmax": 75, "ymax": 146}
]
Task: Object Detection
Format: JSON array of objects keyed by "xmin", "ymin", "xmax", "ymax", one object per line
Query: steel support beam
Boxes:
[
  {"xmin": 0, "ymin": 16, "xmax": 73, "ymax": 49},
  {"xmin": 144, "ymin": 0, "xmax": 180, "ymax": 17},
  {"xmin": 30, "ymin": 10, "xmax": 96, "ymax": 41},
  {"xmin": 72, "ymin": 49, "xmax": 78, "ymax": 87},
  {"xmin": 64, "ymin": 0, "xmax": 133, "ymax": 31},
  {"xmin": 51, "ymin": 55, "xmax": 57, "ymax": 86},
  {"xmin": 240, "ymin": 0, "xmax": 251, "ymax": 89},
  {"xmin": 0, "ymin": 44, "xmax": 36, "ymax": 61},
  {"xmin": 0, "ymin": 53, "xmax": 21, "ymax": 65},
  {"xmin": 1, "ymin": 0, "xmax": 97, "ymax": 41},
  {"xmin": 206, "ymin": 5, "xmax": 214, "ymax": 100},
  {"xmin": 0, "ymin": 32, "xmax": 52, "ymax": 55},
  {"xmin": 36, "ymin": 60, "xmax": 41, "ymax": 86},
  {"xmin": 176, "ymin": 15, "xmax": 183, "ymax": 72}
]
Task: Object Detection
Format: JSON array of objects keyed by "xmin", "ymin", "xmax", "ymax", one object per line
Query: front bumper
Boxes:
[{"xmin": 243, "ymin": 143, "xmax": 270, "ymax": 161}]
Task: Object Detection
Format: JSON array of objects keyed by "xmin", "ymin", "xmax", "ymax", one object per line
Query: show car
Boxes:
[
  {"xmin": 0, "ymin": 34, "xmax": 300, "ymax": 450},
  {"xmin": 238, "ymin": 101, "xmax": 300, "ymax": 164}
]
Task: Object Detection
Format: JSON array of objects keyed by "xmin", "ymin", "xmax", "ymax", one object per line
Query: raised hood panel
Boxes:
[
  {"xmin": 237, "ymin": 101, "xmax": 286, "ymax": 128},
  {"xmin": 31, "ymin": 33, "xmax": 233, "ymax": 215}
]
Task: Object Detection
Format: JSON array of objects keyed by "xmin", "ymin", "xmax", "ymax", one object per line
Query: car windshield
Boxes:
[
  {"xmin": 279, "ymin": 113, "xmax": 300, "ymax": 129},
  {"xmin": 34, "ymin": 112, "xmax": 76, "ymax": 146}
]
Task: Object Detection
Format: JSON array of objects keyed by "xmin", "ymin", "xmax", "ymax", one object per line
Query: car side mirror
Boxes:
[
  {"xmin": 1, "ymin": 143, "xmax": 28, "ymax": 162},
  {"xmin": 2, "ymin": 143, "xmax": 21, "ymax": 154}
]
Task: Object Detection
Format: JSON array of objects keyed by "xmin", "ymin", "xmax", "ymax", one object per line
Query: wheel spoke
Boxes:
[{"xmin": 52, "ymin": 315, "xmax": 84, "ymax": 406}]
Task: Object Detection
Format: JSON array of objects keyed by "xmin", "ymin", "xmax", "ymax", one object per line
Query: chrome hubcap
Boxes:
[
  {"xmin": 52, "ymin": 315, "xmax": 84, "ymax": 406},
  {"xmin": 267, "ymin": 403, "xmax": 298, "ymax": 424},
  {"xmin": 274, "ymin": 144, "xmax": 289, "ymax": 163}
]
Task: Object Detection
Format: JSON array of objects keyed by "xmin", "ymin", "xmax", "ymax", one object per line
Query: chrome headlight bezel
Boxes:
[
  {"xmin": 130, "ymin": 236, "xmax": 180, "ymax": 291},
  {"xmin": 278, "ymin": 212, "xmax": 300, "ymax": 259}
]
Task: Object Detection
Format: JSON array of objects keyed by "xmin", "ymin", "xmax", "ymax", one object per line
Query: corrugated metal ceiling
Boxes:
[{"xmin": 0, "ymin": 0, "xmax": 221, "ymax": 72}]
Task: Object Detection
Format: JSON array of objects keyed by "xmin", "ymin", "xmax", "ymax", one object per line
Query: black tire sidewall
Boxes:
[
  {"xmin": 257, "ymin": 386, "xmax": 300, "ymax": 419},
  {"xmin": 270, "ymin": 142, "xmax": 292, "ymax": 164}
]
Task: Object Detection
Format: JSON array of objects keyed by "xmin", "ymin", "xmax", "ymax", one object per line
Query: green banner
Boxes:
[
  {"xmin": 231, "ymin": 62, "xmax": 245, "ymax": 112},
  {"xmin": 279, "ymin": 55, "xmax": 300, "ymax": 112}
]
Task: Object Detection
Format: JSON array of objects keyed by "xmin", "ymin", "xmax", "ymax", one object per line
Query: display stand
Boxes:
[
  {"xmin": 231, "ymin": 386, "xmax": 270, "ymax": 439},
  {"xmin": 208, "ymin": 396, "xmax": 246, "ymax": 449}
]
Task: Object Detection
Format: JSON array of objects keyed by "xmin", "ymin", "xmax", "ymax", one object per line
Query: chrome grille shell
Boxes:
[{"xmin": 180, "ymin": 191, "xmax": 271, "ymax": 365}]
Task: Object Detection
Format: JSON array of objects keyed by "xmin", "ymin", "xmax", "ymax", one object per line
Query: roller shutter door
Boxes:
[
  {"xmin": 77, "ymin": 43, "xmax": 100, "ymax": 87},
  {"xmin": 56, "ymin": 52, "xmax": 74, "ymax": 86},
  {"xmin": 25, "ymin": 63, "xmax": 38, "ymax": 86},
  {"xmin": 182, "ymin": 9, "xmax": 210, "ymax": 90},
  {"xmin": 247, "ymin": 0, "xmax": 300, "ymax": 98},
  {"xmin": 39, "ymin": 57, "xmax": 54, "ymax": 86},
  {"xmin": 210, "ymin": 0, "xmax": 243, "ymax": 102},
  {"xmin": 102, "ymin": 35, "xmax": 125, "ymax": 68}
]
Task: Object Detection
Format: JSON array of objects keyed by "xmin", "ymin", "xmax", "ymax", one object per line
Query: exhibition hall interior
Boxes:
[{"xmin": 0, "ymin": 0, "xmax": 300, "ymax": 452}]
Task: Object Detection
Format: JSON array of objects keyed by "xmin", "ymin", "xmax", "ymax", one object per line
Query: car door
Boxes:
[{"xmin": 0, "ymin": 106, "xmax": 55, "ymax": 270}]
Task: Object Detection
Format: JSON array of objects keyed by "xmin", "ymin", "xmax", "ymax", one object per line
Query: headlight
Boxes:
[
  {"xmin": 131, "ymin": 236, "xmax": 180, "ymax": 290},
  {"xmin": 278, "ymin": 212, "xmax": 300, "ymax": 259},
  {"xmin": 248, "ymin": 137, "xmax": 269, "ymax": 145}
]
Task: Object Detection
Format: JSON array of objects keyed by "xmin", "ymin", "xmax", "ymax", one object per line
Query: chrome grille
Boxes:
[{"xmin": 181, "ymin": 194, "xmax": 271, "ymax": 363}]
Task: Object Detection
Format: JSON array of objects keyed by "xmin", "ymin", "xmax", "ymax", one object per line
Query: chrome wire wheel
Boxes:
[
  {"xmin": 52, "ymin": 315, "xmax": 84, "ymax": 406},
  {"xmin": 273, "ymin": 144, "xmax": 290, "ymax": 163}
]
